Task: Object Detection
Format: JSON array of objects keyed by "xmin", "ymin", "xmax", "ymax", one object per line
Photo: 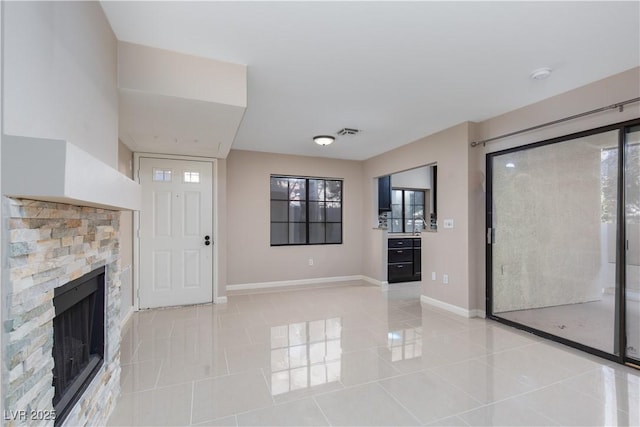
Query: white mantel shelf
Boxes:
[{"xmin": 2, "ymin": 135, "xmax": 141, "ymax": 211}]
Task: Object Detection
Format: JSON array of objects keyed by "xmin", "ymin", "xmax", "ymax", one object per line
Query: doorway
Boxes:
[
  {"xmin": 487, "ymin": 119, "xmax": 640, "ymax": 366},
  {"xmin": 136, "ymin": 156, "xmax": 215, "ymax": 309}
]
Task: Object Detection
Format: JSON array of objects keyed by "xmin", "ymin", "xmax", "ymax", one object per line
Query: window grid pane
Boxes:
[
  {"xmin": 391, "ymin": 189, "xmax": 426, "ymax": 233},
  {"xmin": 270, "ymin": 176, "xmax": 343, "ymax": 246}
]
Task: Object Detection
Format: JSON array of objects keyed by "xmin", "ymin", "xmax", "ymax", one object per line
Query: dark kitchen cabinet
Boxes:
[
  {"xmin": 388, "ymin": 238, "xmax": 421, "ymax": 283},
  {"xmin": 378, "ymin": 175, "xmax": 391, "ymax": 213}
]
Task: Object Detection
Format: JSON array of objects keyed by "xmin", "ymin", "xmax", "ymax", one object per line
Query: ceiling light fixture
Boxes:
[
  {"xmin": 529, "ymin": 67, "xmax": 552, "ymax": 80},
  {"xmin": 313, "ymin": 135, "xmax": 335, "ymax": 146},
  {"xmin": 506, "ymin": 162, "xmax": 516, "ymax": 168}
]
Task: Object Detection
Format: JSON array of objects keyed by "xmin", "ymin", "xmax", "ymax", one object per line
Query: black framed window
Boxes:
[
  {"xmin": 270, "ymin": 176, "xmax": 343, "ymax": 245},
  {"xmin": 389, "ymin": 189, "xmax": 425, "ymax": 233}
]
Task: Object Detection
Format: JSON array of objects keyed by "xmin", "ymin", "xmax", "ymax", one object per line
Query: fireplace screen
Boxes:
[{"xmin": 52, "ymin": 267, "xmax": 105, "ymax": 424}]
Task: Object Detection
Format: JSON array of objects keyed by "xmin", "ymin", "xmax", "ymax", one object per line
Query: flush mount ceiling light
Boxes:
[
  {"xmin": 313, "ymin": 135, "xmax": 335, "ymax": 146},
  {"xmin": 530, "ymin": 67, "xmax": 552, "ymax": 80}
]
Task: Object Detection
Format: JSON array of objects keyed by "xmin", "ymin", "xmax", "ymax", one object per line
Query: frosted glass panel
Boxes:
[
  {"xmin": 153, "ymin": 168, "xmax": 172, "ymax": 182},
  {"xmin": 491, "ymin": 130, "xmax": 619, "ymax": 354},
  {"xmin": 183, "ymin": 171, "xmax": 200, "ymax": 183}
]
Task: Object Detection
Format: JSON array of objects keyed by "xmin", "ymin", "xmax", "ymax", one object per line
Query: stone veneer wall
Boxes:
[{"xmin": 2, "ymin": 198, "xmax": 122, "ymax": 426}]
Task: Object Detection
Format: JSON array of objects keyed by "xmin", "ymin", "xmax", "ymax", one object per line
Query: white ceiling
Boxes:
[{"xmin": 101, "ymin": 1, "xmax": 640, "ymax": 161}]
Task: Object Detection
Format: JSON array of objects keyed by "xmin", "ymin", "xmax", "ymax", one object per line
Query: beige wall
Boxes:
[
  {"xmin": 474, "ymin": 66, "xmax": 640, "ymax": 311},
  {"xmin": 118, "ymin": 41, "xmax": 247, "ymax": 108},
  {"xmin": 215, "ymin": 158, "xmax": 228, "ymax": 297},
  {"xmin": 226, "ymin": 150, "xmax": 364, "ymax": 285},
  {"xmin": 144, "ymin": 67, "xmax": 638, "ymax": 313},
  {"xmin": 118, "ymin": 141, "xmax": 134, "ymax": 316},
  {"xmin": 363, "ymin": 123, "xmax": 475, "ymax": 311}
]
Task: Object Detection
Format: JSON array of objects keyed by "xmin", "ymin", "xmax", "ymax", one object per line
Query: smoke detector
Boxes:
[
  {"xmin": 529, "ymin": 67, "xmax": 552, "ymax": 80},
  {"xmin": 337, "ymin": 128, "xmax": 360, "ymax": 136}
]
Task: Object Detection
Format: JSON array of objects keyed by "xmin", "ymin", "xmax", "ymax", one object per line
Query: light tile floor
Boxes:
[{"xmin": 108, "ymin": 281, "xmax": 640, "ymax": 426}]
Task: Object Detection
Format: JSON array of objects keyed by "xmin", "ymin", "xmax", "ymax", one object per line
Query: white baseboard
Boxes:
[
  {"xmin": 215, "ymin": 296, "xmax": 228, "ymax": 304},
  {"xmin": 226, "ymin": 275, "xmax": 364, "ymax": 292},
  {"xmin": 360, "ymin": 275, "xmax": 389, "ymax": 289},
  {"xmin": 420, "ymin": 295, "xmax": 484, "ymax": 319},
  {"xmin": 471, "ymin": 309, "xmax": 487, "ymax": 318}
]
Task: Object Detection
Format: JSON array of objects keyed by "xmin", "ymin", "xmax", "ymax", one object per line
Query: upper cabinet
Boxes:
[{"xmin": 378, "ymin": 175, "xmax": 392, "ymax": 213}]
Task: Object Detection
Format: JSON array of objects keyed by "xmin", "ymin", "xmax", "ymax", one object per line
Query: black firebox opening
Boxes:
[{"xmin": 52, "ymin": 267, "xmax": 105, "ymax": 426}]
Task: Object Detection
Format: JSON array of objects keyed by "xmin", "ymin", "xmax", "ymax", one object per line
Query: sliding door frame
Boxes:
[{"xmin": 486, "ymin": 118, "xmax": 640, "ymax": 366}]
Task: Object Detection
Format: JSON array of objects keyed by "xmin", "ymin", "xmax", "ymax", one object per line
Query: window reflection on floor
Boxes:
[
  {"xmin": 387, "ymin": 327, "xmax": 422, "ymax": 362},
  {"xmin": 270, "ymin": 318, "xmax": 342, "ymax": 395},
  {"xmin": 600, "ymin": 365, "xmax": 640, "ymax": 426}
]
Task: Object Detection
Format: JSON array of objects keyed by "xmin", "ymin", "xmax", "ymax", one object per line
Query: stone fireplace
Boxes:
[
  {"xmin": 52, "ymin": 266, "xmax": 105, "ymax": 424},
  {"xmin": 3, "ymin": 198, "xmax": 122, "ymax": 426}
]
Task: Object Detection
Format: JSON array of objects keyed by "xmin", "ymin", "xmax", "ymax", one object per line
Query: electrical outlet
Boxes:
[
  {"xmin": 443, "ymin": 219, "xmax": 454, "ymax": 229},
  {"xmin": 443, "ymin": 274, "xmax": 449, "ymax": 284},
  {"xmin": 308, "ymin": 258, "xmax": 314, "ymax": 266},
  {"xmin": 431, "ymin": 272, "xmax": 436, "ymax": 281}
]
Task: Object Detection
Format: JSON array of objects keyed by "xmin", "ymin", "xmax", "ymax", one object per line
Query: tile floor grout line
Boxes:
[
  {"xmin": 189, "ymin": 380, "xmax": 195, "ymax": 426},
  {"xmin": 259, "ymin": 367, "xmax": 277, "ymax": 405},
  {"xmin": 372, "ymin": 380, "xmax": 423, "ymax": 426},
  {"xmin": 153, "ymin": 358, "xmax": 164, "ymax": 389},
  {"xmin": 223, "ymin": 347, "xmax": 230, "ymax": 375},
  {"xmin": 311, "ymin": 395, "xmax": 333, "ymax": 427},
  {"xmin": 447, "ymin": 364, "xmax": 607, "ymax": 417}
]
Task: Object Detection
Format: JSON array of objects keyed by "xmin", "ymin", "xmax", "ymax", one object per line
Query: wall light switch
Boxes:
[
  {"xmin": 431, "ymin": 272, "xmax": 436, "ymax": 281},
  {"xmin": 308, "ymin": 258, "xmax": 314, "ymax": 266},
  {"xmin": 443, "ymin": 274, "xmax": 449, "ymax": 284},
  {"xmin": 443, "ymin": 219, "xmax": 454, "ymax": 229}
]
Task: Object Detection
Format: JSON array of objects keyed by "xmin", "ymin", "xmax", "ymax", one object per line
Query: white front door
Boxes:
[{"xmin": 138, "ymin": 157, "xmax": 213, "ymax": 309}]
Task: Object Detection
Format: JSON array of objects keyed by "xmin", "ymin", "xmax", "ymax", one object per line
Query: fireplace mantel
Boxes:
[{"xmin": 2, "ymin": 135, "xmax": 141, "ymax": 211}]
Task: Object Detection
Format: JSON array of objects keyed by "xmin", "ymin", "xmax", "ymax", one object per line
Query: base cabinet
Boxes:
[{"xmin": 388, "ymin": 238, "xmax": 421, "ymax": 283}]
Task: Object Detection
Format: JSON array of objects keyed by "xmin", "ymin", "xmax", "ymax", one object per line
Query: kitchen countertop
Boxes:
[{"xmin": 371, "ymin": 229, "xmax": 437, "ymax": 234}]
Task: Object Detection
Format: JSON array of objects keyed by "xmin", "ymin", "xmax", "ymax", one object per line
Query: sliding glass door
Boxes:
[
  {"xmin": 626, "ymin": 125, "xmax": 640, "ymax": 363},
  {"xmin": 488, "ymin": 119, "xmax": 640, "ymax": 364}
]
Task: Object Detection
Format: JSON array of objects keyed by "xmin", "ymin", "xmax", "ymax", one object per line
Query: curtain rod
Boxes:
[{"xmin": 470, "ymin": 97, "xmax": 640, "ymax": 148}]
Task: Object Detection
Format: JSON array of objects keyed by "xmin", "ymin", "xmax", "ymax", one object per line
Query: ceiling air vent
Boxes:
[{"xmin": 337, "ymin": 128, "xmax": 360, "ymax": 136}]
